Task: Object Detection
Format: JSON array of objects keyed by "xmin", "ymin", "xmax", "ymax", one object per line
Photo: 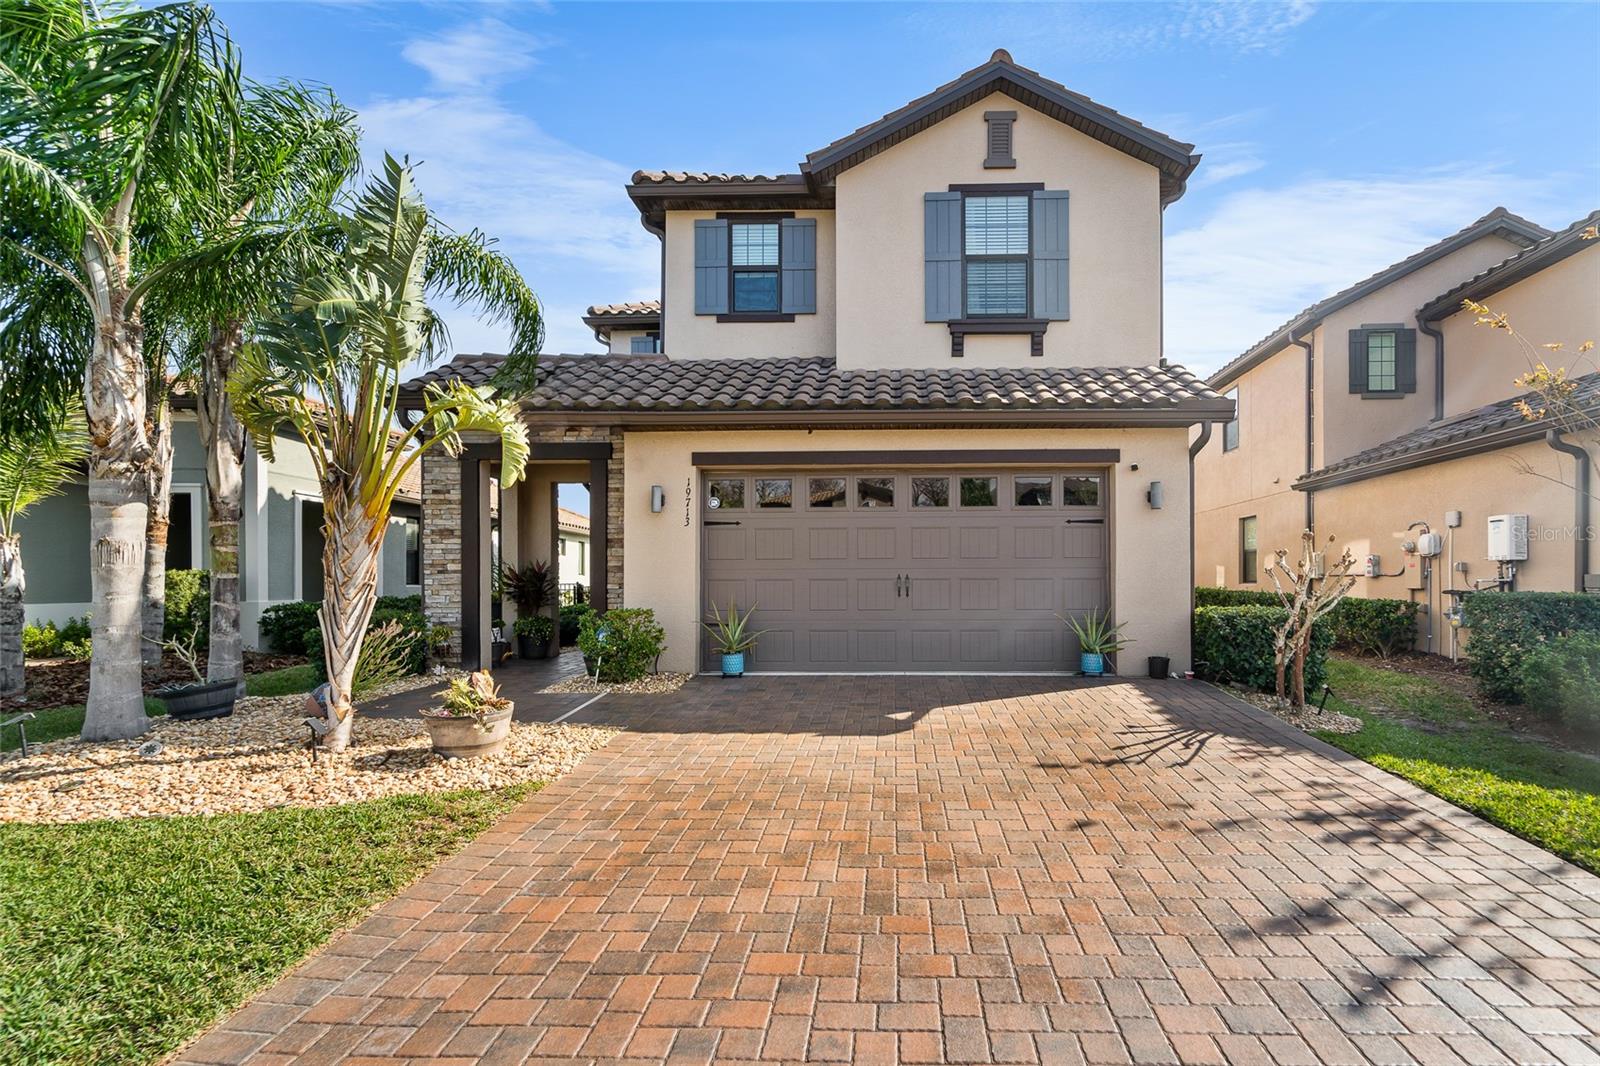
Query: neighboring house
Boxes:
[
  {"xmin": 17, "ymin": 406, "xmax": 423, "ymax": 649},
  {"xmin": 557, "ymin": 507, "xmax": 591, "ymax": 589},
  {"xmin": 1195, "ymin": 209, "xmax": 1599, "ymax": 657},
  {"xmin": 408, "ymin": 50, "xmax": 1233, "ymax": 675},
  {"xmin": 583, "ymin": 301, "xmax": 661, "ymax": 355}
]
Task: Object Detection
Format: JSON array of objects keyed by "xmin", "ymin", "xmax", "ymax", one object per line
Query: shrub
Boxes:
[
  {"xmin": 374, "ymin": 594, "xmax": 422, "ymax": 614},
  {"xmin": 259, "ymin": 601, "xmax": 321, "ymax": 655},
  {"xmin": 58, "ymin": 616, "xmax": 90, "ymax": 646},
  {"xmin": 1194, "ymin": 587, "xmax": 1280, "ymax": 608},
  {"xmin": 1521, "ymin": 632, "xmax": 1600, "ymax": 732},
  {"xmin": 22, "ymin": 621, "xmax": 59, "ymax": 658},
  {"xmin": 1461, "ymin": 591, "xmax": 1600, "ymax": 702},
  {"xmin": 163, "ymin": 569, "xmax": 210, "ymax": 646},
  {"xmin": 302, "ymin": 605, "xmax": 429, "ymax": 684},
  {"xmin": 61, "ymin": 636, "xmax": 92, "ymax": 662},
  {"xmin": 1332, "ymin": 598, "xmax": 1418, "ymax": 658},
  {"xmin": 1192, "ymin": 605, "xmax": 1333, "ymax": 694},
  {"xmin": 577, "ymin": 608, "xmax": 666, "ymax": 683},
  {"xmin": 559, "ymin": 603, "xmax": 592, "ymax": 646},
  {"xmin": 351, "ymin": 620, "xmax": 424, "ymax": 696}
]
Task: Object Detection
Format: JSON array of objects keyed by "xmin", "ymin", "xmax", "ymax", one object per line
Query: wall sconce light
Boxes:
[
  {"xmin": 1146, "ymin": 481, "xmax": 1164, "ymax": 509},
  {"xmin": 650, "ymin": 485, "xmax": 665, "ymax": 513}
]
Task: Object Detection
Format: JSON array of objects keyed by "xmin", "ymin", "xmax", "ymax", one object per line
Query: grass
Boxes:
[
  {"xmin": 0, "ymin": 784, "xmax": 539, "ymax": 1066},
  {"xmin": 0, "ymin": 665, "xmax": 321, "ymax": 752},
  {"xmin": 1316, "ymin": 656, "xmax": 1600, "ymax": 874}
]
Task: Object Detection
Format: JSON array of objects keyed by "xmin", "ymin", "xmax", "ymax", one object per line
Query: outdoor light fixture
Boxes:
[
  {"xmin": 1146, "ymin": 481, "xmax": 1164, "ymax": 509},
  {"xmin": 650, "ymin": 485, "xmax": 665, "ymax": 513}
]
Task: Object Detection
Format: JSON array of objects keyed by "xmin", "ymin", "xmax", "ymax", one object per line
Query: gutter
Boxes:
[
  {"xmin": 1419, "ymin": 313, "xmax": 1446, "ymax": 422},
  {"xmin": 1188, "ymin": 421, "xmax": 1214, "ymax": 620},
  {"xmin": 1545, "ymin": 428, "xmax": 1593, "ymax": 591},
  {"xmin": 1288, "ymin": 330, "xmax": 1315, "ymax": 531},
  {"xmin": 1294, "ymin": 420, "xmax": 1550, "ymax": 491}
]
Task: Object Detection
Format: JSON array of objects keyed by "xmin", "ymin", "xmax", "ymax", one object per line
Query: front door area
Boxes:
[{"xmin": 700, "ymin": 468, "xmax": 1109, "ymax": 672}]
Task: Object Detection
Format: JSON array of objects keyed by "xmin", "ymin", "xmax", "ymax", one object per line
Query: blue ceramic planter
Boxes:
[
  {"xmin": 721, "ymin": 652, "xmax": 746, "ymax": 678},
  {"xmin": 1079, "ymin": 652, "xmax": 1105, "ymax": 676}
]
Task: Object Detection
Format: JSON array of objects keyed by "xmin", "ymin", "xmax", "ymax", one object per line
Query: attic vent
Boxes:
[{"xmin": 984, "ymin": 110, "xmax": 1017, "ymax": 169}]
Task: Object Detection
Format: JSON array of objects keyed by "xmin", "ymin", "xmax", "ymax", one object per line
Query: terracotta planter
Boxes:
[{"xmin": 420, "ymin": 704, "xmax": 513, "ymax": 759}]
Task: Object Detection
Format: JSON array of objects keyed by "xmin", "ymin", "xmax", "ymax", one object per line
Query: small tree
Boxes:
[
  {"xmin": 0, "ymin": 407, "xmax": 90, "ymax": 697},
  {"xmin": 1266, "ymin": 530, "xmax": 1357, "ymax": 707}
]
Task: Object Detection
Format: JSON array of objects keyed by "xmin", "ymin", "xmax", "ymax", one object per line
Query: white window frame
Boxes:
[{"xmin": 1222, "ymin": 388, "xmax": 1240, "ymax": 452}]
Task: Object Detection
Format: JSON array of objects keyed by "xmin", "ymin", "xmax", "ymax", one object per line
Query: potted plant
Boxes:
[
  {"xmin": 702, "ymin": 601, "xmax": 764, "ymax": 678},
  {"xmin": 513, "ymin": 614, "xmax": 554, "ymax": 659},
  {"xmin": 1064, "ymin": 610, "xmax": 1132, "ymax": 677},
  {"xmin": 148, "ymin": 625, "xmax": 238, "ymax": 720},
  {"xmin": 419, "ymin": 669, "xmax": 513, "ymax": 758}
]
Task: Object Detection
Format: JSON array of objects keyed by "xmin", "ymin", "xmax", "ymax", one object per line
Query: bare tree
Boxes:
[{"xmin": 1267, "ymin": 530, "xmax": 1357, "ymax": 707}]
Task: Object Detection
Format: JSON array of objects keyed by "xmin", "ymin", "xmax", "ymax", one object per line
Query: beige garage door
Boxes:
[{"xmin": 700, "ymin": 468, "xmax": 1109, "ymax": 672}]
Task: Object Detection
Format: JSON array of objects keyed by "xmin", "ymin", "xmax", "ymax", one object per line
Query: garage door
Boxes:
[{"xmin": 700, "ymin": 468, "xmax": 1108, "ymax": 672}]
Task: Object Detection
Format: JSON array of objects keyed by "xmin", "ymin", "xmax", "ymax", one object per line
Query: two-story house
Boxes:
[
  {"xmin": 1195, "ymin": 209, "xmax": 1599, "ymax": 658},
  {"xmin": 407, "ymin": 51, "xmax": 1233, "ymax": 675}
]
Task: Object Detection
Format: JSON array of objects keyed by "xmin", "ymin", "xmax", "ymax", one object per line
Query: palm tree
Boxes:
[
  {"xmin": 231, "ymin": 155, "xmax": 540, "ymax": 751},
  {"xmin": 0, "ymin": 0, "xmax": 242, "ymax": 740},
  {"xmin": 0, "ymin": 408, "xmax": 89, "ymax": 697}
]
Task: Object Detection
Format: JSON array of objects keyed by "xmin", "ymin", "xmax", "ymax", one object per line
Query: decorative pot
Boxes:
[
  {"xmin": 1147, "ymin": 655, "xmax": 1170, "ymax": 679},
  {"xmin": 420, "ymin": 704, "xmax": 513, "ymax": 759},
  {"xmin": 516, "ymin": 633, "xmax": 549, "ymax": 660},
  {"xmin": 157, "ymin": 679, "xmax": 238, "ymax": 720},
  {"xmin": 1079, "ymin": 652, "xmax": 1105, "ymax": 677},
  {"xmin": 720, "ymin": 652, "xmax": 745, "ymax": 678}
]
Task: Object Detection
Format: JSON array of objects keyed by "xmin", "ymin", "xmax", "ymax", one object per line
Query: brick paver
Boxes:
[{"xmin": 176, "ymin": 676, "xmax": 1600, "ymax": 1065}]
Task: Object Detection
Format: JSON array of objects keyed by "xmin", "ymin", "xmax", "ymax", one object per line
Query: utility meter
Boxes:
[{"xmin": 1416, "ymin": 532, "xmax": 1443, "ymax": 557}]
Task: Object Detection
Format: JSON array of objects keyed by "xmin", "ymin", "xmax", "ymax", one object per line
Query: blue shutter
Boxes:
[
  {"xmin": 1031, "ymin": 189, "xmax": 1069, "ymax": 320},
  {"xmin": 694, "ymin": 219, "xmax": 728, "ymax": 315},
  {"xmin": 780, "ymin": 218, "xmax": 817, "ymax": 314},
  {"xmin": 924, "ymin": 192, "xmax": 962, "ymax": 321}
]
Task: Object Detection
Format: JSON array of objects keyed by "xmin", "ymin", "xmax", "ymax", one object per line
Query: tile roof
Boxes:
[
  {"xmin": 402, "ymin": 354, "xmax": 1230, "ymax": 423},
  {"xmin": 1209, "ymin": 207, "xmax": 1552, "ymax": 389},
  {"xmin": 584, "ymin": 300, "xmax": 661, "ymax": 319},
  {"xmin": 630, "ymin": 172, "xmax": 804, "ymax": 187},
  {"xmin": 1418, "ymin": 209, "xmax": 1600, "ymax": 323},
  {"xmin": 557, "ymin": 507, "xmax": 589, "ymax": 534},
  {"xmin": 1297, "ymin": 372, "xmax": 1600, "ymax": 488}
]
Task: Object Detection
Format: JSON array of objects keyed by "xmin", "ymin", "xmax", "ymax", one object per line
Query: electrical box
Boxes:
[
  {"xmin": 1417, "ymin": 532, "xmax": 1443, "ymax": 557},
  {"xmin": 1404, "ymin": 553, "xmax": 1425, "ymax": 590},
  {"xmin": 1487, "ymin": 514, "xmax": 1529, "ymax": 561},
  {"xmin": 1445, "ymin": 510, "xmax": 1462, "ymax": 529},
  {"xmin": 1364, "ymin": 554, "xmax": 1381, "ymax": 577}
]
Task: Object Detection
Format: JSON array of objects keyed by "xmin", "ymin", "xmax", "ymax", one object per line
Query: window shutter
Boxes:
[
  {"xmin": 694, "ymin": 219, "xmax": 728, "ymax": 315},
  {"xmin": 1396, "ymin": 328, "xmax": 1418, "ymax": 394},
  {"xmin": 924, "ymin": 192, "xmax": 962, "ymax": 321},
  {"xmin": 1348, "ymin": 329, "xmax": 1368, "ymax": 393},
  {"xmin": 1031, "ymin": 189, "xmax": 1070, "ymax": 320},
  {"xmin": 780, "ymin": 217, "xmax": 816, "ymax": 313}
]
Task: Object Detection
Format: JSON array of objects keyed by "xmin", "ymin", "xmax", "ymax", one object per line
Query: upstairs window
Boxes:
[
  {"xmin": 629, "ymin": 332, "xmax": 661, "ymax": 354},
  {"xmin": 964, "ymin": 194, "xmax": 1029, "ymax": 317},
  {"xmin": 1365, "ymin": 331, "xmax": 1397, "ymax": 392},
  {"xmin": 730, "ymin": 221, "xmax": 780, "ymax": 312},
  {"xmin": 1222, "ymin": 388, "xmax": 1240, "ymax": 451},
  {"xmin": 1348, "ymin": 325, "xmax": 1416, "ymax": 397}
]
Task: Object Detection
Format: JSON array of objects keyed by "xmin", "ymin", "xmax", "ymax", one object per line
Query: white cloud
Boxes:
[
  {"xmin": 1165, "ymin": 167, "xmax": 1559, "ymax": 373},
  {"xmin": 1191, "ymin": 142, "xmax": 1266, "ymax": 187},
  {"xmin": 400, "ymin": 18, "xmax": 548, "ymax": 92}
]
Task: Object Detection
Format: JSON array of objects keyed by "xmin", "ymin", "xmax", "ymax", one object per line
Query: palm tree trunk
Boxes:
[
  {"xmin": 81, "ymin": 303, "xmax": 152, "ymax": 742},
  {"xmin": 318, "ymin": 482, "xmax": 383, "ymax": 752},
  {"xmin": 141, "ymin": 401, "xmax": 173, "ymax": 670},
  {"xmin": 0, "ymin": 533, "xmax": 23, "ymax": 699},
  {"xmin": 199, "ymin": 323, "xmax": 245, "ymax": 694}
]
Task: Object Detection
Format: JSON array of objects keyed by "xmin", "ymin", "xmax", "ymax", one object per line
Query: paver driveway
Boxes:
[{"xmin": 179, "ymin": 677, "xmax": 1600, "ymax": 1066}]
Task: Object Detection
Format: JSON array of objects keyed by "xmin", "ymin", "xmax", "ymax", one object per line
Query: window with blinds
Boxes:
[{"xmin": 963, "ymin": 195, "xmax": 1029, "ymax": 317}]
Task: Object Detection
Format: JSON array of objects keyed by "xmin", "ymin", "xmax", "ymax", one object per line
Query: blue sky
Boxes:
[{"xmin": 215, "ymin": 1, "xmax": 1599, "ymax": 512}]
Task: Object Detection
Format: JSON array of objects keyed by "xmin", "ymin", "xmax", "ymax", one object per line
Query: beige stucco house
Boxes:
[
  {"xmin": 1195, "ymin": 209, "xmax": 1599, "ymax": 658},
  {"xmin": 407, "ymin": 50, "xmax": 1234, "ymax": 674}
]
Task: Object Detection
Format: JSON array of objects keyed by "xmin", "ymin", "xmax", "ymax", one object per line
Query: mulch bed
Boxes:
[{"xmin": 1, "ymin": 651, "xmax": 307, "ymax": 713}]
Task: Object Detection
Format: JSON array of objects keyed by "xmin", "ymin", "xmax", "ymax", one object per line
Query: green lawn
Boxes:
[
  {"xmin": 0, "ymin": 784, "xmax": 538, "ymax": 1066},
  {"xmin": 1, "ymin": 665, "xmax": 320, "ymax": 752},
  {"xmin": 1317, "ymin": 657, "xmax": 1600, "ymax": 874}
]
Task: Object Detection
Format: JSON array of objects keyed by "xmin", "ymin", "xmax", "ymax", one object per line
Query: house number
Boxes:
[{"xmin": 684, "ymin": 477, "xmax": 693, "ymax": 526}]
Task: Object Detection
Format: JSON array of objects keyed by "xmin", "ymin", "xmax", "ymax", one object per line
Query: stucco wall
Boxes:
[
  {"xmin": 662, "ymin": 209, "xmax": 836, "ymax": 359},
  {"xmin": 1439, "ymin": 247, "xmax": 1600, "ymax": 418},
  {"xmin": 606, "ymin": 328, "xmax": 658, "ymax": 356},
  {"xmin": 263, "ymin": 432, "xmax": 323, "ymax": 602},
  {"xmin": 621, "ymin": 425, "xmax": 1194, "ymax": 674},
  {"xmin": 1311, "ymin": 437, "xmax": 1589, "ymax": 657},
  {"xmin": 834, "ymin": 92, "xmax": 1162, "ymax": 370}
]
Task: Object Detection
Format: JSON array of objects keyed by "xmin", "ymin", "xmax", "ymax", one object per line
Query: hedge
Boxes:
[
  {"xmin": 1461, "ymin": 591, "xmax": 1600, "ymax": 703},
  {"xmin": 1193, "ymin": 605, "xmax": 1334, "ymax": 694},
  {"xmin": 1521, "ymin": 632, "xmax": 1600, "ymax": 732},
  {"xmin": 163, "ymin": 569, "xmax": 210, "ymax": 646},
  {"xmin": 1194, "ymin": 587, "xmax": 1280, "ymax": 608},
  {"xmin": 1194, "ymin": 588, "xmax": 1417, "ymax": 657}
]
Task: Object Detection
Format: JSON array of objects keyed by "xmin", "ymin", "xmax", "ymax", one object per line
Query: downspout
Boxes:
[
  {"xmin": 1189, "ymin": 421, "xmax": 1214, "ymax": 620},
  {"xmin": 1419, "ymin": 313, "xmax": 1445, "ymax": 422},
  {"xmin": 1289, "ymin": 330, "xmax": 1315, "ymax": 532},
  {"xmin": 1545, "ymin": 428, "xmax": 1592, "ymax": 591}
]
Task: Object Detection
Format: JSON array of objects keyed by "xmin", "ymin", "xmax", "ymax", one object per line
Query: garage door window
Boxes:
[
  {"xmin": 959, "ymin": 476, "xmax": 999, "ymax": 507},
  {"xmin": 707, "ymin": 478, "xmax": 745, "ymax": 510},
  {"xmin": 1014, "ymin": 475, "xmax": 1053, "ymax": 507},
  {"xmin": 911, "ymin": 476, "xmax": 949, "ymax": 507},
  {"xmin": 1062, "ymin": 475, "xmax": 1101, "ymax": 507},
  {"xmin": 857, "ymin": 476, "xmax": 895, "ymax": 508},
  {"xmin": 808, "ymin": 477, "xmax": 847, "ymax": 508},
  {"xmin": 755, "ymin": 478, "xmax": 792, "ymax": 508}
]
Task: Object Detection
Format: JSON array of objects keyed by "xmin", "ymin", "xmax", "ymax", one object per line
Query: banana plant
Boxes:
[{"xmin": 230, "ymin": 155, "xmax": 538, "ymax": 751}]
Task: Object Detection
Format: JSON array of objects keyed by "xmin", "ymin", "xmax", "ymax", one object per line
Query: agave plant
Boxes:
[
  {"xmin": 1063, "ymin": 610, "xmax": 1133, "ymax": 656},
  {"xmin": 702, "ymin": 601, "xmax": 766, "ymax": 655}
]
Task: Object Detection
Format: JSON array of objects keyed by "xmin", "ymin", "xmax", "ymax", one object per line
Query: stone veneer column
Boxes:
[{"xmin": 420, "ymin": 451, "xmax": 462, "ymax": 659}]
